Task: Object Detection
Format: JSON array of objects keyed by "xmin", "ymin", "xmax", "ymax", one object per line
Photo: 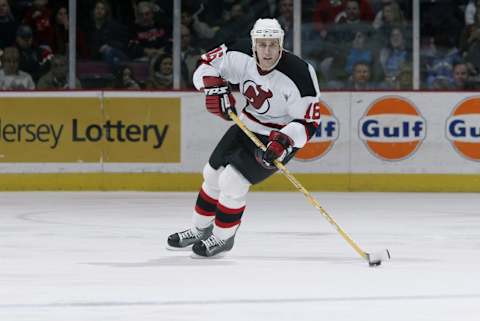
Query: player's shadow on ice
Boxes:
[
  {"xmin": 84, "ymin": 254, "xmax": 437, "ymax": 268},
  {"xmin": 84, "ymin": 255, "xmax": 238, "ymax": 267}
]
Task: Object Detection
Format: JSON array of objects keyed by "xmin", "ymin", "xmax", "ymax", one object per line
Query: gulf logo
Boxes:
[
  {"xmin": 359, "ymin": 96, "xmax": 426, "ymax": 161},
  {"xmin": 446, "ymin": 97, "xmax": 480, "ymax": 161},
  {"xmin": 295, "ymin": 101, "xmax": 339, "ymax": 161}
]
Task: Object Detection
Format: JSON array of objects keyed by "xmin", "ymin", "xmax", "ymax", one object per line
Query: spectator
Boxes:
[
  {"xmin": 420, "ymin": 0, "xmax": 463, "ymax": 58},
  {"xmin": 452, "ymin": 61, "xmax": 476, "ymax": 90},
  {"xmin": 335, "ymin": 0, "xmax": 363, "ymax": 24},
  {"xmin": 8, "ymin": 0, "xmax": 31, "ymax": 19},
  {"xmin": 0, "ymin": 0, "xmax": 17, "ymax": 50},
  {"xmin": 276, "ymin": 0, "xmax": 293, "ymax": 50},
  {"xmin": 0, "ymin": 46, "xmax": 35, "ymax": 90},
  {"xmin": 37, "ymin": 54, "xmax": 81, "ymax": 89},
  {"xmin": 23, "ymin": 0, "xmax": 54, "ymax": 49},
  {"xmin": 146, "ymin": 53, "xmax": 177, "ymax": 89},
  {"xmin": 393, "ymin": 63, "xmax": 412, "ymax": 90},
  {"xmin": 213, "ymin": 2, "xmax": 256, "ymax": 47},
  {"xmin": 460, "ymin": 8, "xmax": 480, "ymax": 76},
  {"xmin": 372, "ymin": 0, "xmax": 406, "ymax": 30},
  {"xmin": 325, "ymin": 1, "xmax": 374, "ymax": 47},
  {"xmin": 313, "ymin": 0, "xmax": 374, "ymax": 34},
  {"xmin": 180, "ymin": 24, "xmax": 201, "ymax": 88},
  {"xmin": 345, "ymin": 30, "xmax": 374, "ymax": 76},
  {"xmin": 181, "ymin": 4, "xmax": 219, "ymax": 49},
  {"xmin": 111, "ymin": 64, "xmax": 141, "ymax": 89},
  {"xmin": 15, "ymin": 24, "xmax": 52, "ymax": 82},
  {"xmin": 464, "ymin": 0, "xmax": 479, "ymax": 26},
  {"xmin": 425, "ymin": 34, "xmax": 462, "ymax": 89},
  {"xmin": 85, "ymin": 0, "xmax": 129, "ymax": 67},
  {"xmin": 50, "ymin": 5, "xmax": 89, "ymax": 58},
  {"xmin": 377, "ymin": 27, "xmax": 410, "ymax": 88},
  {"xmin": 372, "ymin": 0, "xmax": 407, "ymax": 46},
  {"xmin": 345, "ymin": 61, "xmax": 376, "ymax": 90},
  {"xmin": 128, "ymin": 1, "xmax": 171, "ymax": 61}
]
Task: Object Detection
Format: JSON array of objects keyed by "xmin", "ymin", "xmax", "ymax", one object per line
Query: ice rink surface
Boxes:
[{"xmin": 1, "ymin": 191, "xmax": 479, "ymax": 321}]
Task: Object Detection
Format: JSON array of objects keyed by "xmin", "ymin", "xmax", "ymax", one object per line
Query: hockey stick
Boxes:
[{"xmin": 228, "ymin": 111, "xmax": 390, "ymax": 266}]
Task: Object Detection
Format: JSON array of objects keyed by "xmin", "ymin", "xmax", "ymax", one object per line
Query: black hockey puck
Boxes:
[{"xmin": 369, "ymin": 261, "xmax": 381, "ymax": 267}]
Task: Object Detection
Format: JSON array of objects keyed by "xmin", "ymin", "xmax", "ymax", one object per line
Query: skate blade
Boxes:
[
  {"xmin": 166, "ymin": 245, "xmax": 192, "ymax": 251},
  {"xmin": 190, "ymin": 252, "xmax": 227, "ymax": 259}
]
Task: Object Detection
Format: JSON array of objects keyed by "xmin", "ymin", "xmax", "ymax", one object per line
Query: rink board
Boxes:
[
  {"xmin": 1, "ymin": 172, "xmax": 479, "ymax": 192},
  {"xmin": 0, "ymin": 91, "xmax": 479, "ymax": 191}
]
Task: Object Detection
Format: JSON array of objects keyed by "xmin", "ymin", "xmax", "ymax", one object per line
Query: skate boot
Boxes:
[
  {"xmin": 167, "ymin": 225, "xmax": 213, "ymax": 250},
  {"xmin": 191, "ymin": 234, "xmax": 235, "ymax": 258}
]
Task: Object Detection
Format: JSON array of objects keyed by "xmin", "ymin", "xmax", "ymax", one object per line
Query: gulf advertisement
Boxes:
[
  {"xmin": 0, "ymin": 95, "xmax": 180, "ymax": 163},
  {"xmin": 290, "ymin": 92, "xmax": 480, "ymax": 174}
]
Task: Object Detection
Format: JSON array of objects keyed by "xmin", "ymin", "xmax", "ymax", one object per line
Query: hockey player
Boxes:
[{"xmin": 167, "ymin": 18, "xmax": 321, "ymax": 258}]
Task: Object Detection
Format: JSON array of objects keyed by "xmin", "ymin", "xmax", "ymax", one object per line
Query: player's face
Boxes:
[{"xmin": 255, "ymin": 38, "xmax": 281, "ymax": 71}]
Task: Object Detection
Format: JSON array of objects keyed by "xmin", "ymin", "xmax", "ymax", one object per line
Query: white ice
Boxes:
[{"xmin": 0, "ymin": 191, "xmax": 479, "ymax": 321}]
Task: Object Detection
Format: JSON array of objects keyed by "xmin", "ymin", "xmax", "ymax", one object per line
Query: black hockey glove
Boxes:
[
  {"xmin": 256, "ymin": 131, "xmax": 294, "ymax": 169},
  {"xmin": 202, "ymin": 76, "xmax": 236, "ymax": 120}
]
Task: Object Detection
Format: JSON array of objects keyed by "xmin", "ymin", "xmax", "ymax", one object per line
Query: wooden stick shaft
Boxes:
[{"xmin": 229, "ymin": 111, "xmax": 368, "ymax": 261}]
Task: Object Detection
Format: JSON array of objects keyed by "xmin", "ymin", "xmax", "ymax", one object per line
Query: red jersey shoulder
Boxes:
[{"xmin": 201, "ymin": 39, "xmax": 252, "ymax": 64}]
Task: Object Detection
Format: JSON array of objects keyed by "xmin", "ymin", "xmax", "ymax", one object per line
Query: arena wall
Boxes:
[{"xmin": 0, "ymin": 91, "xmax": 479, "ymax": 191}]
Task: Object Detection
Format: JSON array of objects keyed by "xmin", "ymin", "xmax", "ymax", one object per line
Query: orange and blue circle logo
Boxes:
[
  {"xmin": 295, "ymin": 101, "xmax": 339, "ymax": 161},
  {"xmin": 446, "ymin": 97, "xmax": 480, "ymax": 161},
  {"xmin": 359, "ymin": 96, "xmax": 426, "ymax": 161}
]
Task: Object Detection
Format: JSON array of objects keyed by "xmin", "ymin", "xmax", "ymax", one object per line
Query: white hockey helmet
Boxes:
[
  {"xmin": 250, "ymin": 18, "xmax": 285, "ymax": 49},
  {"xmin": 250, "ymin": 18, "xmax": 284, "ymax": 70}
]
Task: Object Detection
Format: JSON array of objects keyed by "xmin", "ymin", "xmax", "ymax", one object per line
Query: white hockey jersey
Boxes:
[{"xmin": 193, "ymin": 39, "xmax": 321, "ymax": 148}]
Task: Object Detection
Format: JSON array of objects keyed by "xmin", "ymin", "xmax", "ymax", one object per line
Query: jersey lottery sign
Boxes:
[{"xmin": 0, "ymin": 96, "xmax": 180, "ymax": 163}]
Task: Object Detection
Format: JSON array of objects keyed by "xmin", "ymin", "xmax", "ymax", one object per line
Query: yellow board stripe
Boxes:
[{"xmin": 0, "ymin": 173, "xmax": 479, "ymax": 192}]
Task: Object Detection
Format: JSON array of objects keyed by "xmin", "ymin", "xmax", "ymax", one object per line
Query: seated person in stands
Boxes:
[
  {"xmin": 0, "ymin": 46, "xmax": 35, "ymax": 90},
  {"xmin": 345, "ymin": 30, "xmax": 374, "ymax": 76},
  {"xmin": 112, "ymin": 65, "xmax": 141, "ymax": 89},
  {"xmin": 0, "ymin": 0, "xmax": 18, "ymax": 50},
  {"xmin": 15, "ymin": 24, "xmax": 52, "ymax": 82},
  {"xmin": 23, "ymin": 0, "xmax": 54, "ymax": 49},
  {"xmin": 425, "ymin": 34, "xmax": 461, "ymax": 89},
  {"xmin": 146, "ymin": 53, "xmax": 175, "ymax": 89},
  {"xmin": 180, "ymin": 24, "xmax": 202, "ymax": 88},
  {"xmin": 377, "ymin": 26, "xmax": 410, "ymax": 89},
  {"xmin": 344, "ymin": 61, "xmax": 376, "ymax": 90},
  {"xmin": 128, "ymin": 1, "xmax": 171, "ymax": 61},
  {"xmin": 85, "ymin": 0, "xmax": 129, "ymax": 67},
  {"xmin": 51, "ymin": 5, "xmax": 88, "ymax": 58},
  {"xmin": 37, "ymin": 54, "xmax": 82, "ymax": 89},
  {"xmin": 372, "ymin": 0, "xmax": 407, "ymax": 44},
  {"xmin": 395, "ymin": 63, "xmax": 413, "ymax": 89},
  {"xmin": 452, "ymin": 61, "xmax": 478, "ymax": 90}
]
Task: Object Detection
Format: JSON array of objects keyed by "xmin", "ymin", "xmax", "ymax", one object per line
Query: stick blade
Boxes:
[{"xmin": 367, "ymin": 249, "xmax": 391, "ymax": 267}]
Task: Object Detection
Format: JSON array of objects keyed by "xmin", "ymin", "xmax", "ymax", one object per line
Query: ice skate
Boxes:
[
  {"xmin": 191, "ymin": 234, "xmax": 235, "ymax": 258},
  {"xmin": 167, "ymin": 225, "xmax": 213, "ymax": 250}
]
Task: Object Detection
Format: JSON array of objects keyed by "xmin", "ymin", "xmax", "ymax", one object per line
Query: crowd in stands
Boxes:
[{"xmin": 0, "ymin": 0, "xmax": 479, "ymax": 90}]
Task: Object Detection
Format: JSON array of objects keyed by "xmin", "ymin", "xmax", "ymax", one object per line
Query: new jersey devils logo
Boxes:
[{"xmin": 243, "ymin": 80, "xmax": 273, "ymax": 114}]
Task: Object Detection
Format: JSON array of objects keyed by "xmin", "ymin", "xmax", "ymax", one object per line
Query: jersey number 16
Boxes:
[
  {"xmin": 202, "ymin": 47, "xmax": 224, "ymax": 63},
  {"xmin": 304, "ymin": 102, "xmax": 321, "ymax": 120}
]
